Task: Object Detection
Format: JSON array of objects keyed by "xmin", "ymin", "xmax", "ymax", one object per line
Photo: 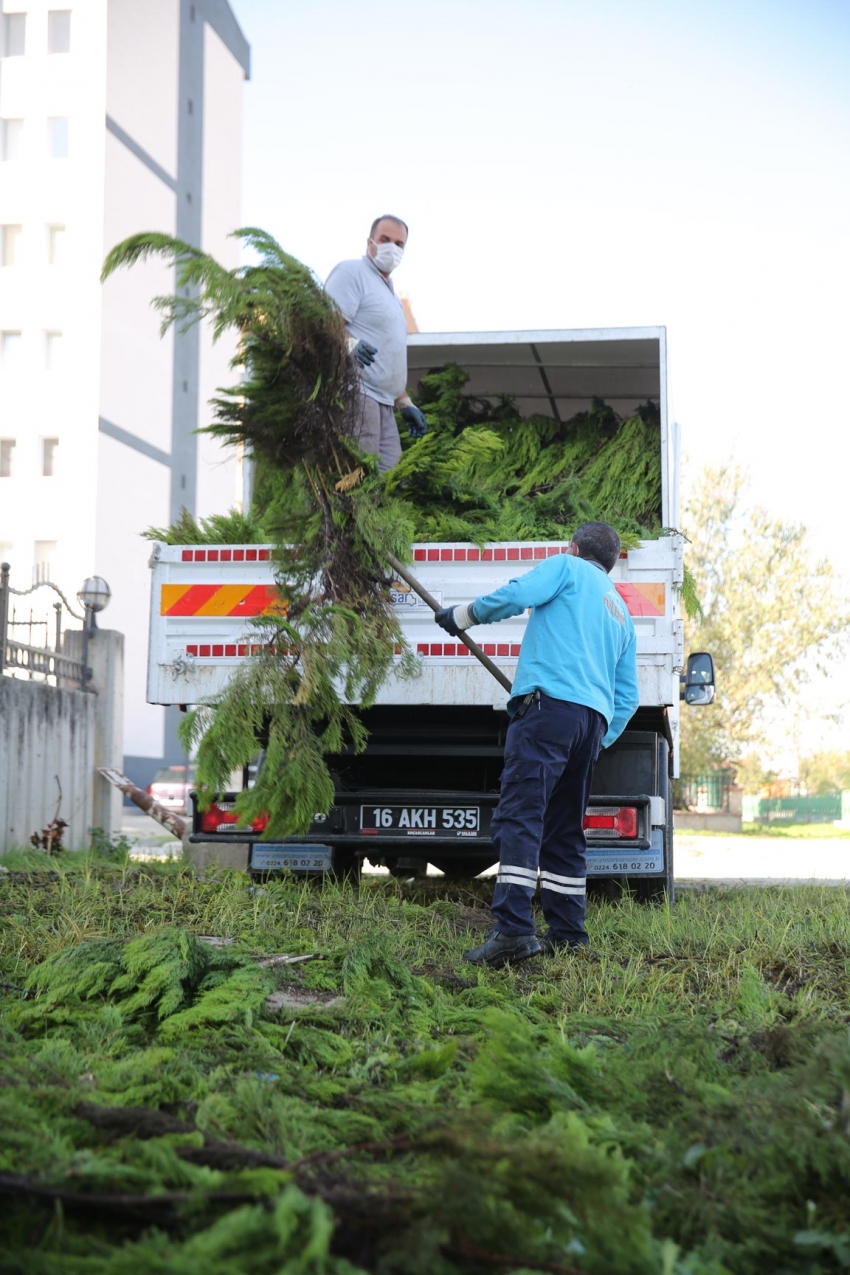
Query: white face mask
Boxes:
[{"xmin": 369, "ymin": 239, "xmax": 404, "ymax": 273}]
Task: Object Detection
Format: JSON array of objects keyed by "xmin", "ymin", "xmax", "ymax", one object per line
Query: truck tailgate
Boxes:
[{"xmin": 148, "ymin": 538, "xmax": 683, "ymax": 709}]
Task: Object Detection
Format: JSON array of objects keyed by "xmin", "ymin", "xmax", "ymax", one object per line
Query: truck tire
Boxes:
[
  {"xmin": 430, "ymin": 855, "xmax": 496, "ymax": 879},
  {"xmin": 331, "ymin": 849, "xmax": 361, "ymax": 883},
  {"xmin": 386, "ymin": 857, "xmax": 428, "ymax": 879}
]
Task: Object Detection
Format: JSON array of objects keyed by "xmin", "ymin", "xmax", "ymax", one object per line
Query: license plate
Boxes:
[
  {"xmin": 586, "ymin": 832, "xmax": 664, "ymax": 875},
  {"xmin": 251, "ymin": 845, "xmax": 333, "ymax": 872},
  {"xmin": 360, "ymin": 805, "xmax": 480, "ymax": 836}
]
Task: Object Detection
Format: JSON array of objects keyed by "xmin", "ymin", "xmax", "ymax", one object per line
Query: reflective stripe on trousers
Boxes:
[{"xmin": 490, "ymin": 695, "xmax": 605, "ymax": 942}]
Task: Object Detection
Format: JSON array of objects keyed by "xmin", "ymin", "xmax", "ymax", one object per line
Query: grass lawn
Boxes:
[{"xmin": 1, "ymin": 848, "xmax": 849, "ymax": 1273}]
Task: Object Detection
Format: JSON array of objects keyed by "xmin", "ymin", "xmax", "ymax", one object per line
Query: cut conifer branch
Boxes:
[{"xmin": 102, "ymin": 229, "xmax": 418, "ymax": 837}]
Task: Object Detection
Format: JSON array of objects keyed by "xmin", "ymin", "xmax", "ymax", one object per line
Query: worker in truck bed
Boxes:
[
  {"xmin": 435, "ymin": 521, "xmax": 640, "ymax": 967},
  {"xmin": 324, "ymin": 214, "xmax": 428, "ymax": 471}
]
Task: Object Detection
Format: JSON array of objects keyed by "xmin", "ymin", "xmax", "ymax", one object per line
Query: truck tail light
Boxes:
[
  {"xmin": 199, "ymin": 802, "xmax": 269, "ymax": 835},
  {"xmin": 583, "ymin": 806, "xmax": 638, "ymax": 838}
]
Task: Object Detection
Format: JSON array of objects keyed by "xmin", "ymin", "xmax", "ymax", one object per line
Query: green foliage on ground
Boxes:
[{"xmin": 2, "ymin": 859, "xmax": 850, "ymax": 1273}]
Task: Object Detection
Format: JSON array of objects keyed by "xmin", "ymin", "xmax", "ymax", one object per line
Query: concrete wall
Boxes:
[
  {"xmin": 62, "ymin": 627, "xmax": 125, "ymax": 836},
  {"xmin": 675, "ymin": 785, "xmax": 743, "ymax": 833},
  {"xmin": 674, "ymin": 811, "xmax": 743, "ymax": 833},
  {"xmin": 0, "ymin": 675, "xmax": 96, "ymax": 852},
  {"xmin": 195, "ymin": 18, "xmax": 243, "ymax": 523},
  {"xmin": 96, "ymin": 0, "xmax": 248, "ymax": 784}
]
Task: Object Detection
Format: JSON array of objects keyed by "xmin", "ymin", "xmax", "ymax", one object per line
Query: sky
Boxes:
[{"xmin": 230, "ymin": 0, "xmax": 850, "ymax": 762}]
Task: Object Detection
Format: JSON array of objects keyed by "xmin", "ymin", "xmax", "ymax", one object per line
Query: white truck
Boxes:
[{"xmin": 147, "ymin": 328, "xmax": 714, "ymax": 898}]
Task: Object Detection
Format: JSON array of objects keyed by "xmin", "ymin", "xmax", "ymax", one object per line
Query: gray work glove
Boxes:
[
  {"xmin": 350, "ymin": 339, "xmax": 377, "ymax": 368},
  {"xmin": 435, "ymin": 602, "xmax": 477, "ymax": 637},
  {"xmin": 400, "ymin": 404, "xmax": 428, "ymax": 438}
]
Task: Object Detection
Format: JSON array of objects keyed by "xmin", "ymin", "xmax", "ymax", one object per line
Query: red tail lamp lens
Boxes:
[
  {"xmin": 583, "ymin": 807, "xmax": 638, "ymax": 838},
  {"xmin": 199, "ymin": 803, "xmax": 269, "ymax": 834}
]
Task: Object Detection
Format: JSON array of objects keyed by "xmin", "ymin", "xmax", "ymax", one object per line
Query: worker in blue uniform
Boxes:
[{"xmin": 435, "ymin": 521, "xmax": 640, "ymax": 967}]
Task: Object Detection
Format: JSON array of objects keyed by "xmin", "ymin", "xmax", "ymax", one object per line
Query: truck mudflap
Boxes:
[{"xmin": 190, "ymin": 790, "xmax": 668, "ymax": 879}]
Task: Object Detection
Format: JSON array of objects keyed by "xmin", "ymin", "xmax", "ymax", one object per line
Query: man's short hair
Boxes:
[
  {"xmin": 370, "ymin": 214, "xmax": 409, "ymax": 239},
  {"xmin": 572, "ymin": 521, "xmax": 621, "ymax": 573}
]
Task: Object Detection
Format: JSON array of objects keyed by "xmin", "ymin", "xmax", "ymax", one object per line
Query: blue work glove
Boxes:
[
  {"xmin": 435, "ymin": 602, "xmax": 477, "ymax": 637},
  {"xmin": 400, "ymin": 404, "xmax": 428, "ymax": 438},
  {"xmin": 351, "ymin": 339, "xmax": 377, "ymax": 368}
]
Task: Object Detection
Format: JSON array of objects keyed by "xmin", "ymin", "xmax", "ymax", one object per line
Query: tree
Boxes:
[
  {"xmin": 731, "ymin": 752, "xmax": 781, "ymax": 796},
  {"xmin": 679, "ymin": 464, "xmax": 850, "ymax": 777},
  {"xmin": 798, "ymin": 750, "xmax": 850, "ymax": 795}
]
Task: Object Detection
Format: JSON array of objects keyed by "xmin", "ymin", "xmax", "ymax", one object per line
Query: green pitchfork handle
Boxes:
[{"xmin": 386, "ymin": 553, "xmax": 514, "ymax": 697}]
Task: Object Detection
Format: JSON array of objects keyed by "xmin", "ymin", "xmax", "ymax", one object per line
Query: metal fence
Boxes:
[
  {"xmin": 0, "ymin": 562, "xmax": 91, "ymax": 690},
  {"xmin": 744, "ymin": 794, "xmax": 844, "ymax": 825},
  {"xmin": 675, "ymin": 771, "xmax": 736, "ymax": 812}
]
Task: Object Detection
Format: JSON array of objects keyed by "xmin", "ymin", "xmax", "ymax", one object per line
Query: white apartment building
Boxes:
[{"xmin": 0, "ymin": 0, "xmax": 250, "ymax": 791}]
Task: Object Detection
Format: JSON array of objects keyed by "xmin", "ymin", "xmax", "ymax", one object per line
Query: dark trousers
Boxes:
[{"xmin": 490, "ymin": 694, "xmax": 605, "ymax": 943}]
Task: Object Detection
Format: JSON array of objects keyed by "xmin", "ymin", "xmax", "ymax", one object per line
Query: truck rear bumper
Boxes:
[{"xmin": 190, "ymin": 791, "xmax": 667, "ymax": 877}]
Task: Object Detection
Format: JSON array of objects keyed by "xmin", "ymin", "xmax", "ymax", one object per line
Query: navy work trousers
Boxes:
[{"xmin": 490, "ymin": 694, "xmax": 606, "ymax": 944}]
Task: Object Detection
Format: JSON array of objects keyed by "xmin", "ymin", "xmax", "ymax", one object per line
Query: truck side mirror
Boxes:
[{"xmin": 681, "ymin": 651, "xmax": 716, "ymax": 706}]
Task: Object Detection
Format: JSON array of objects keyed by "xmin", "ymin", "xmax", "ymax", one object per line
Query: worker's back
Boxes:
[{"xmin": 474, "ymin": 553, "xmax": 639, "ymax": 744}]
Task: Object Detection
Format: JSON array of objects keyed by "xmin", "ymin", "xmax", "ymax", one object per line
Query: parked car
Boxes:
[{"xmin": 147, "ymin": 765, "xmax": 196, "ymax": 814}]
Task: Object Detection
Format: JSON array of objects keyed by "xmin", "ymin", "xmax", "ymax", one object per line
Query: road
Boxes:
[
  {"xmin": 673, "ymin": 832, "xmax": 849, "ymax": 885},
  {"xmin": 120, "ymin": 811, "xmax": 849, "ymax": 884}
]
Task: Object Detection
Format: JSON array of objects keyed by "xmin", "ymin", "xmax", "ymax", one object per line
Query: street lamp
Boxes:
[{"xmin": 77, "ymin": 576, "xmax": 111, "ymax": 631}]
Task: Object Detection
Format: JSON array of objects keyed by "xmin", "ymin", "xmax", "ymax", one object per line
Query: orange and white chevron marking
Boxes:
[
  {"xmin": 615, "ymin": 582, "xmax": 665, "ymax": 617},
  {"xmin": 160, "ymin": 583, "xmax": 285, "ymax": 618}
]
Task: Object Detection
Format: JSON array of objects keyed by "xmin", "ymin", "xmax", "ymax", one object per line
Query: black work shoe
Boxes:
[
  {"xmin": 539, "ymin": 932, "xmax": 588, "ymax": 955},
  {"xmin": 463, "ymin": 928, "xmax": 541, "ymax": 968}
]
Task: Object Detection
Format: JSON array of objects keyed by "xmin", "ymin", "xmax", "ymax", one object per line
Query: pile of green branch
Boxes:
[
  {"xmin": 387, "ymin": 365, "xmax": 663, "ymax": 546},
  {"xmin": 149, "ymin": 370, "xmax": 665, "ymax": 552}
]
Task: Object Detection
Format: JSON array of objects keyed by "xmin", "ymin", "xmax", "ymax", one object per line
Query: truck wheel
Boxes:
[
  {"xmin": 386, "ymin": 857, "xmax": 428, "ymax": 879},
  {"xmin": 331, "ymin": 849, "xmax": 361, "ymax": 883},
  {"xmin": 430, "ymin": 856, "xmax": 495, "ymax": 879}
]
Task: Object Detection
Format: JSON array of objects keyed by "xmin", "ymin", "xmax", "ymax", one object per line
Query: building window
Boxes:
[
  {"xmin": 2, "ymin": 13, "xmax": 26, "ymax": 57},
  {"xmin": 47, "ymin": 10, "xmax": 71, "ymax": 54},
  {"xmin": 45, "ymin": 331, "xmax": 63, "ymax": 370},
  {"xmin": 1, "ymin": 119, "xmax": 23, "ymax": 162},
  {"xmin": 0, "ymin": 332, "xmax": 23, "ymax": 370},
  {"xmin": 42, "ymin": 438, "xmax": 59, "ymax": 477},
  {"xmin": 48, "ymin": 117, "xmax": 69, "ymax": 159},
  {"xmin": 0, "ymin": 439, "xmax": 15, "ymax": 478},
  {"xmin": 34, "ymin": 541, "xmax": 57, "ymax": 584},
  {"xmin": 48, "ymin": 224, "xmax": 66, "ymax": 264},
  {"xmin": 1, "ymin": 224, "xmax": 22, "ymax": 267}
]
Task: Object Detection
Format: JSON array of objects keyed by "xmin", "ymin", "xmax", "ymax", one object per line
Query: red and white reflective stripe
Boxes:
[
  {"xmin": 416, "ymin": 642, "xmax": 522, "ymax": 658},
  {"xmin": 412, "ymin": 545, "xmax": 570, "ymax": 563},
  {"xmin": 186, "ymin": 643, "xmax": 290, "ymax": 658},
  {"xmin": 184, "ymin": 641, "xmax": 521, "ymax": 660},
  {"xmin": 179, "ymin": 548, "xmax": 272, "ymax": 562},
  {"xmin": 178, "ymin": 545, "xmax": 629, "ymax": 564}
]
